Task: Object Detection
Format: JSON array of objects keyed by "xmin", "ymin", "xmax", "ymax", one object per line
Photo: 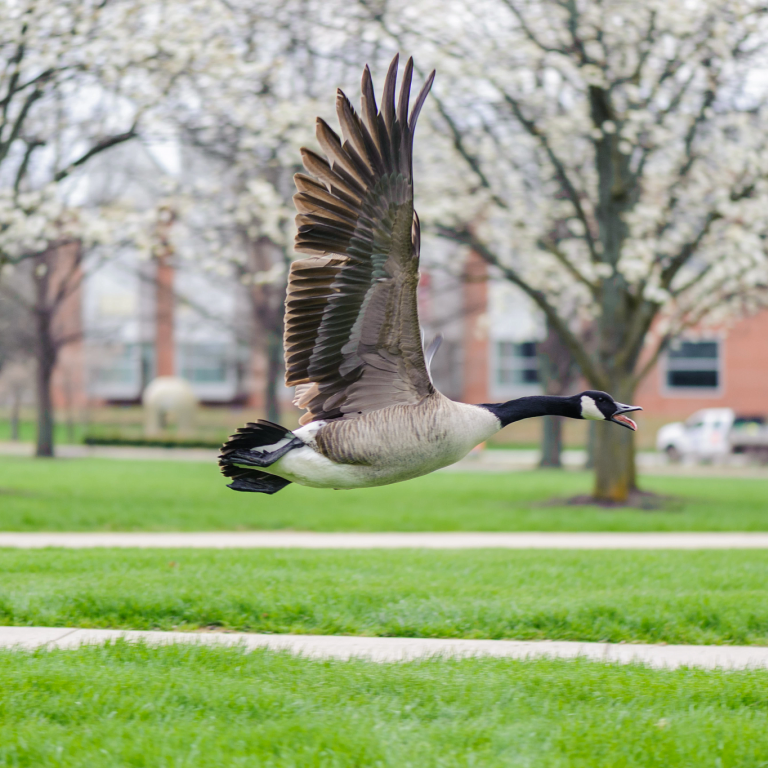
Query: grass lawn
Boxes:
[
  {"xmin": 2, "ymin": 642, "xmax": 768, "ymax": 767},
  {"xmin": 3, "ymin": 549, "xmax": 768, "ymax": 645},
  {"xmin": 0, "ymin": 456, "xmax": 767, "ymax": 531}
]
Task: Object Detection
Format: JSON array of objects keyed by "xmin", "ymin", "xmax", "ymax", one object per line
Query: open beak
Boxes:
[{"xmin": 610, "ymin": 403, "xmax": 642, "ymax": 431}]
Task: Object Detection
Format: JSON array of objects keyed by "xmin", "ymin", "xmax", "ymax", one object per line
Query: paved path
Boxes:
[
  {"xmin": 2, "ymin": 626, "xmax": 767, "ymax": 670},
  {"xmin": 0, "ymin": 442, "xmax": 217, "ymax": 463},
  {"xmin": 2, "ymin": 532, "xmax": 768, "ymax": 549}
]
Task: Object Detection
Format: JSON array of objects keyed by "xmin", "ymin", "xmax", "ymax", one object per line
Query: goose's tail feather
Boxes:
[
  {"xmin": 219, "ymin": 464, "xmax": 292, "ymax": 494},
  {"xmin": 218, "ymin": 419, "xmax": 302, "ymax": 493}
]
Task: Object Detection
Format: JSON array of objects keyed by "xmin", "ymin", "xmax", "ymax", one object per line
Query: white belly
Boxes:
[{"xmin": 267, "ymin": 446, "xmax": 388, "ymax": 489}]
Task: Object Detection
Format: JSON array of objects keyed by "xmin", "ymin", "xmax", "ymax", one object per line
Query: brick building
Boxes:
[
  {"xmin": 39, "ymin": 237, "xmax": 767, "ymax": 434},
  {"xmin": 459, "ymin": 250, "xmax": 768, "ymax": 426}
]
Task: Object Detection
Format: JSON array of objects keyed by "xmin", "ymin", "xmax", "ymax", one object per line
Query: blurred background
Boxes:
[{"xmin": 0, "ymin": 0, "xmax": 767, "ymax": 481}]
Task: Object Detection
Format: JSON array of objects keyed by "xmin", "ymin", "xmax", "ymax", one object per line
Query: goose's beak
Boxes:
[{"xmin": 610, "ymin": 403, "xmax": 642, "ymax": 431}]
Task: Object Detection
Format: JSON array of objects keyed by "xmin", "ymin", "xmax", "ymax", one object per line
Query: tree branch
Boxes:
[
  {"xmin": 437, "ymin": 223, "xmax": 608, "ymax": 388},
  {"xmin": 0, "ymin": 84, "xmax": 45, "ymax": 164},
  {"xmin": 630, "ymin": 330, "xmax": 672, "ymax": 389},
  {"xmin": 53, "ymin": 122, "xmax": 139, "ymax": 182},
  {"xmin": 660, "ymin": 209, "xmax": 721, "ymax": 289},
  {"xmin": 537, "ymin": 236, "xmax": 599, "ymax": 298},
  {"xmin": 14, "ymin": 138, "xmax": 44, "ymax": 192},
  {"xmin": 496, "ymin": 87, "xmax": 599, "ymax": 260},
  {"xmin": 429, "ymin": 91, "xmax": 509, "ymax": 211},
  {"xmin": 498, "ymin": 0, "xmax": 568, "ymax": 55}
]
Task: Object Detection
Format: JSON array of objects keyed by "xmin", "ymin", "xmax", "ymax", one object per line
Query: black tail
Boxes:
[
  {"xmin": 219, "ymin": 463, "xmax": 292, "ymax": 494},
  {"xmin": 218, "ymin": 420, "xmax": 301, "ymax": 494}
]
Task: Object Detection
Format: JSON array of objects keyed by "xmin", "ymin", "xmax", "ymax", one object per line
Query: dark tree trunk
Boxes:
[
  {"xmin": 537, "ymin": 321, "xmax": 578, "ymax": 469},
  {"xmin": 10, "ymin": 391, "xmax": 20, "ymax": 441},
  {"xmin": 35, "ymin": 348, "xmax": 55, "ymax": 457},
  {"xmin": 248, "ymin": 238, "xmax": 287, "ymax": 425},
  {"xmin": 7, "ymin": 243, "xmax": 82, "ymax": 458},
  {"xmin": 264, "ymin": 326, "xmax": 283, "ymax": 424},
  {"xmin": 540, "ymin": 415, "xmax": 562, "ymax": 468},
  {"xmin": 592, "ymin": 377, "xmax": 637, "ymax": 500},
  {"xmin": 584, "ymin": 421, "xmax": 596, "ymax": 470},
  {"xmin": 34, "ymin": 298, "xmax": 57, "ymax": 458}
]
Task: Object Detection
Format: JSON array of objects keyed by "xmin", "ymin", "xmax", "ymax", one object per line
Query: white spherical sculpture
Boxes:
[{"xmin": 142, "ymin": 376, "xmax": 197, "ymax": 437}]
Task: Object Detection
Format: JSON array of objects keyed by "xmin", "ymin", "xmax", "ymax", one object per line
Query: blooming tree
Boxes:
[
  {"xmin": 358, "ymin": 0, "xmax": 768, "ymax": 500},
  {"xmin": 163, "ymin": 0, "xmax": 372, "ymax": 421},
  {"xmin": 0, "ymin": 0, "xmax": 234, "ymax": 454}
]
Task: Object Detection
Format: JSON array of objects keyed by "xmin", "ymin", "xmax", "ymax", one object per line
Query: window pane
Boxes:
[
  {"xmin": 495, "ymin": 341, "xmax": 539, "ymax": 386},
  {"xmin": 93, "ymin": 344, "xmax": 137, "ymax": 384},
  {"xmin": 181, "ymin": 344, "xmax": 228, "ymax": 383},
  {"xmin": 498, "ymin": 369, "xmax": 515, "ymax": 385},
  {"xmin": 666, "ymin": 340, "xmax": 719, "ymax": 390},
  {"xmin": 669, "ymin": 341, "xmax": 718, "ymax": 359},
  {"xmin": 667, "ymin": 370, "xmax": 718, "ymax": 388}
]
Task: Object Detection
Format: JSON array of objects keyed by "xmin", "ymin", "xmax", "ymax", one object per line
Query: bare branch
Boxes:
[
  {"xmin": 429, "ymin": 91, "xmax": 510, "ymax": 211},
  {"xmin": 53, "ymin": 122, "xmax": 139, "ymax": 182},
  {"xmin": 631, "ymin": 331, "xmax": 672, "ymax": 388},
  {"xmin": 537, "ymin": 237, "xmax": 599, "ymax": 298},
  {"xmin": 496, "ymin": 86, "xmax": 599, "ymax": 259},
  {"xmin": 438, "ymin": 223, "xmax": 608, "ymax": 388},
  {"xmin": 0, "ymin": 84, "xmax": 45, "ymax": 164},
  {"xmin": 660, "ymin": 210, "xmax": 722, "ymax": 288},
  {"xmin": 612, "ymin": 10, "xmax": 656, "ymax": 88},
  {"xmin": 498, "ymin": 0, "xmax": 568, "ymax": 55},
  {"xmin": 14, "ymin": 138, "xmax": 44, "ymax": 192}
]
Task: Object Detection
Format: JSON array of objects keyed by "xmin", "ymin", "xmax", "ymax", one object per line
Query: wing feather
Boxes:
[{"xmin": 284, "ymin": 55, "xmax": 436, "ymax": 424}]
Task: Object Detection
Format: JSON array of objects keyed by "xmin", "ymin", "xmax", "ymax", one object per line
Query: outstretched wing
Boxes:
[{"xmin": 284, "ymin": 55, "xmax": 436, "ymax": 425}]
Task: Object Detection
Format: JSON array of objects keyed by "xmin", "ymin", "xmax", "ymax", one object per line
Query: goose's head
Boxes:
[{"xmin": 577, "ymin": 390, "xmax": 642, "ymax": 431}]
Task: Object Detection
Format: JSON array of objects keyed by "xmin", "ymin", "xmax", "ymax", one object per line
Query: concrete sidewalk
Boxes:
[
  {"xmin": 0, "ymin": 441, "xmax": 217, "ymax": 463},
  {"xmin": 2, "ymin": 532, "xmax": 768, "ymax": 548},
  {"xmin": 2, "ymin": 626, "xmax": 768, "ymax": 670}
]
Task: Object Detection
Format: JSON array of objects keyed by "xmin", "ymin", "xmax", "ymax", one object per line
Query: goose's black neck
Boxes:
[{"xmin": 479, "ymin": 395, "xmax": 580, "ymax": 428}]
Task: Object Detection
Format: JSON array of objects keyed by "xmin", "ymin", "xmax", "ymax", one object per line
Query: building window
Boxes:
[
  {"xmin": 180, "ymin": 344, "xmax": 229, "ymax": 384},
  {"xmin": 92, "ymin": 344, "xmax": 140, "ymax": 385},
  {"xmin": 496, "ymin": 341, "xmax": 539, "ymax": 386},
  {"xmin": 666, "ymin": 340, "xmax": 720, "ymax": 390}
]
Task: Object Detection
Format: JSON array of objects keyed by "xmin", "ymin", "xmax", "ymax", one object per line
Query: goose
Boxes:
[{"xmin": 218, "ymin": 55, "xmax": 641, "ymax": 494}]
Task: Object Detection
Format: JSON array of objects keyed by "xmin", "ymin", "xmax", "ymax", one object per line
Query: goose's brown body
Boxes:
[{"xmin": 268, "ymin": 394, "xmax": 500, "ymax": 489}]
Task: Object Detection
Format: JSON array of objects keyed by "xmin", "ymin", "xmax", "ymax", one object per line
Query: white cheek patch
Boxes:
[{"xmin": 580, "ymin": 395, "xmax": 606, "ymax": 421}]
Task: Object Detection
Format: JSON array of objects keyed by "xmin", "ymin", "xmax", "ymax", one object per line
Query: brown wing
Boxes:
[{"xmin": 284, "ymin": 55, "xmax": 436, "ymax": 425}]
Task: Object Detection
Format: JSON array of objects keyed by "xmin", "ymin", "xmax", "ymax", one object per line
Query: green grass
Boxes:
[
  {"xmin": 0, "ymin": 418, "xmax": 232, "ymax": 446},
  {"xmin": 2, "ymin": 642, "xmax": 768, "ymax": 767},
  {"xmin": 0, "ymin": 457, "xmax": 767, "ymax": 531},
  {"xmin": 3, "ymin": 549, "xmax": 768, "ymax": 645},
  {"xmin": 0, "ymin": 419, "xmax": 87, "ymax": 445}
]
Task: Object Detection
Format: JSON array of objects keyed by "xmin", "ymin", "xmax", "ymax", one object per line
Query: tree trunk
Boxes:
[
  {"xmin": 248, "ymin": 238, "xmax": 286, "ymax": 425},
  {"xmin": 10, "ymin": 390, "xmax": 20, "ymax": 441},
  {"xmin": 537, "ymin": 320, "xmax": 578, "ymax": 469},
  {"xmin": 592, "ymin": 378, "xmax": 637, "ymax": 501},
  {"xmin": 584, "ymin": 422, "xmax": 596, "ymax": 470},
  {"xmin": 264, "ymin": 327, "xmax": 283, "ymax": 424},
  {"xmin": 33, "ymin": 255, "xmax": 57, "ymax": 458},
  {"xmin": 539, "ymin": 415, "xmax": 562, "ymax": 468},
  {"xmin": 35, "ymin": 334, "xmax": 56, "ymax": 458}
]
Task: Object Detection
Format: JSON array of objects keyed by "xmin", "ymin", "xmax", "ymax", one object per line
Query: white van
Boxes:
[{"xmin": 656, "ymin": 409, "xmax": 768, "ymax": 462}]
